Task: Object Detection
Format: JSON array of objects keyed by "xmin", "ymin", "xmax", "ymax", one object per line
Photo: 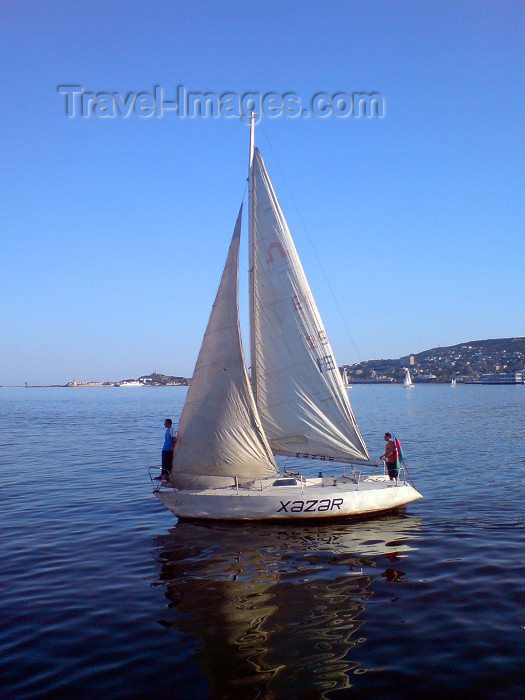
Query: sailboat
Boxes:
[
  {"xmin": 451, "ymin": 377, "xmax": 457, "ymax": 387},
  {"xmin": 151, "ymin": 118, "xmax": 422, "ymax": 521},
  {"xmin": 403, "ymin": 369, "xmax": 414, "ymax": 389},
  {"xmin": 342, "ymin": 367, "xmax": 352, "ymax": 389}
]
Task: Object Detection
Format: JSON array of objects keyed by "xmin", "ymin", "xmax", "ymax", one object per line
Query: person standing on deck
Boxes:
[
  {"xmin": 161, "ymin": 418, "xmax": 177, "ymax": 482},
  {"xmin": 380, "ymin": 432, "xmax": 398, "ymax": 481}
]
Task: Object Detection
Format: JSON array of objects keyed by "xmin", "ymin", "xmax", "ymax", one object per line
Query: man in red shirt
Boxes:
[{"xmin": 381, "ymin": 432, "xmax": 398, "ymax": 481}]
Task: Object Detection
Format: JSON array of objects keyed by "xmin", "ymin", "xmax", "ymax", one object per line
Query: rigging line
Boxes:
[{"xmin": 258, "ymin": 124, "xmax": 387, "ymax": 421}]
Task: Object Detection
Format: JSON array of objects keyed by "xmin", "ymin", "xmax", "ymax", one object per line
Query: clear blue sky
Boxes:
[{"xmin": 2, "ymin": 1, "xmax": 523, "ymax": 385}]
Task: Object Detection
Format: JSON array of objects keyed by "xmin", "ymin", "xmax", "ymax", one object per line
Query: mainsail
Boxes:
[
  {"xmin": 171, "ymin": 206, "xmax": 278, "ymax": 488},
  {"xmin": 249, "ymin": 148, "xmax": 369, "ymax": 462}
]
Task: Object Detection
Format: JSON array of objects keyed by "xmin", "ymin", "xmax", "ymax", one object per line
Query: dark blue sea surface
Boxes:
[{"xmin": 1, "ymin": 385, "xmax": 524, "ymax": 698}]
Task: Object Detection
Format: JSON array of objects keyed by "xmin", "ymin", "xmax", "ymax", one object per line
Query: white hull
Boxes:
[{"xmin": 155, "ymin": 474, "xmax": 422, "ymax": 522}]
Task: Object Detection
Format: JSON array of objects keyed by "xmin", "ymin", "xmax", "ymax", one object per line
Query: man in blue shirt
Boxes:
[{"xmin": 161, "ymin": 418, "xmax": 177, "ymax": 482}]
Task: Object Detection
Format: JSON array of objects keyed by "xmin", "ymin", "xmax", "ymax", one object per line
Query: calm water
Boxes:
[{"xmin": 1, "ymin": 385, "xmax": 524, "ymax": 698}]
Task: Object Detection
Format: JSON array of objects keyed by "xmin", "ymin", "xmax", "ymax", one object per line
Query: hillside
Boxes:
[
  {"xmin": 137, "ymin": 373, "xmax": 188, "ymax": 386},
  {"xmin": 342, "ymin": 337, "xmax": 525, "ymax": 383}
]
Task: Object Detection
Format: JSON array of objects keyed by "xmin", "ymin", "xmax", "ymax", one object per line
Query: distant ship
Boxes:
[
  {"xmin": 481, "ymin": 372, "xmax": 524, "ymax": 385},
  {"xmin": 117, "ymin": 380, "xmax": 142, "ymax": 387}
]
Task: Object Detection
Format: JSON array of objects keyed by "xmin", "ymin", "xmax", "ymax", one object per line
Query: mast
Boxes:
[
  {"xmin": 248, "ymin": 112, "xmax": 257, "ymax": 399},
  {"xmin": 248, "ymin": 111, "xmax": 255, "ymax": 173}
]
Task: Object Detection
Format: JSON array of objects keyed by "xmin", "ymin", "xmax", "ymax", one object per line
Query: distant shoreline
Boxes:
[
  {"xmin": 12, "ymin": 384, "xmax": 188, "ymax": 389},
  {"xmin": 4, "ymin": 381, "xmax": 525, "ymax": 388}
]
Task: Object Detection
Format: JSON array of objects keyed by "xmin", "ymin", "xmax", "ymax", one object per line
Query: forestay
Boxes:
[
  {"xmin": 171, "ymin": 206, "xmax": 278, "ymax": 489},
  {"xmin": 249, "ymin": 148, "xmax": 369, "ymax": 462}
]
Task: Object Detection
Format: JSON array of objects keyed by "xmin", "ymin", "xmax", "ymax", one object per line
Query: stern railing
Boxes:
[{"xmin": 148, "ymin": 466, "xmax": 164, "ymax": 492}]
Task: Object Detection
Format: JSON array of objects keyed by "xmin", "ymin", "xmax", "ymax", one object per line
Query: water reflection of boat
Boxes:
[{"xmin": 154, "ymin": 516, "xmax": 421, "ymax": 697}]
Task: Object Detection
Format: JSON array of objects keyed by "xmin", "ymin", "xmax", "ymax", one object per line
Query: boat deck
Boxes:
[{"xmin": 150, "ymin": 470, "xmax": 410, "ymax": 495}]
